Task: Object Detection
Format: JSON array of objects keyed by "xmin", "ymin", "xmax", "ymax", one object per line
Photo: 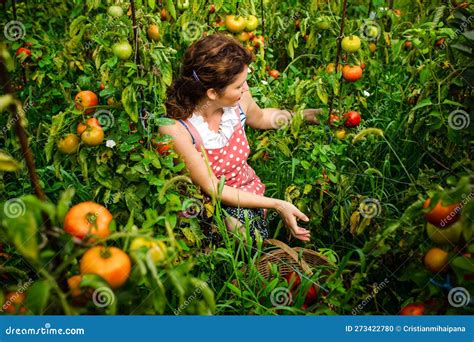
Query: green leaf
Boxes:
[
  {"xmin": 25, "ymin": 280, "xmax": 51, "ymax": 314},
  {"xmin": 121, "ymin": 85, "xmax": 138, "ymax": 122},
  {"xmin": 451, "ymin": 43, "xmax": 472, "ymax": 57},
  {"xmin": 0, "ymin": 152, "xmax": 22, "ymax": 172},
  {"xmin": 156, "ymin": 117, "xmax": 176, "ymax": 126},
  {"xmin": 148, "ymin": 0, "xmax": 155, "ymax": 10},
  {"xmin": 410, "ymin": 98, "xmax": 432, "ymax": 111},
  {"xmin": 442, "ymin": 99, "xmax": 466, "ymax": 107},
  {"xmin": 56, "ymin": 188, "xmax": 75, "ymax": 225},
  {"xmin": 2, "ymin": 209, "xmax": 38, "ymax": 261},
  {"xmin": 167, "ymin": 0, "xmax": 176, "ymax": 20},
  {"xmin": 316, "ymin": 81, "xmax": 328, "ymax": 105},
  {"xmin": 46, "ymin": 111, "xmax": 67, "ymax": 162},
  {"xmin": 226, "ymin": 282, "xmax": 242, "ymax": 296}
]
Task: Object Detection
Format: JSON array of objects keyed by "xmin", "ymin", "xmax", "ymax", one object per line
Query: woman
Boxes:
[{"xmin": 161, "ymin": 34, "xmax": 321, "ymax": 244}]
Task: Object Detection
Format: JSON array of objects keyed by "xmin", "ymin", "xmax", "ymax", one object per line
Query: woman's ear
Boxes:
[{"xmin": 206, "ymin": 88, "xmax": 219, "ymax": 101}]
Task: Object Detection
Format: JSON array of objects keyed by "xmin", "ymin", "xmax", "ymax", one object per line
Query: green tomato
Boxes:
[
  {"xmin": 426, "ymin": 220, "xmax": 463, "ymax": 245},
  {"xmin": 366, "ymin": 25, "xmax": 379, "ymax": 38},
  {"xmin": 245, "ymin": 15, "xmax": 259, "ymax": 31},
  {"xmin": 317, "ymin": 18, "xmax": 330, "ymax": 30},
  {"xmin": 341, "ymin": 35, "xmax": 361, "ymax": 53},
  {"xmin": 107, "ymin": 5, "xmax": 123, "ymax": 17},
  {"xmin": 112, "ymin": 41, "xmax": 133, "ymax": 60}
]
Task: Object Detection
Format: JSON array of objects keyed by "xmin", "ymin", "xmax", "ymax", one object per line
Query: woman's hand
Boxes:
[
  {"xmin": 274, "ymin": 199, "xmax": 311, "ymax": 241},
  {"xmin": 302, "ymin": 108, "xmax": 323, "ymax": 124}
]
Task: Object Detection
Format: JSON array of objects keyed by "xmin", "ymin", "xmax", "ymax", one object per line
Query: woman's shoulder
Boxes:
[{"xmin": 158, "ymin": 118, "xmax": 192, "ymax": 142}]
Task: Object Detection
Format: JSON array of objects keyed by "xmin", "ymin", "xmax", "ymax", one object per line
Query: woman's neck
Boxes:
[{"xmin": 195, "ymin": 99, "xmax": 224, "ymax": 120}]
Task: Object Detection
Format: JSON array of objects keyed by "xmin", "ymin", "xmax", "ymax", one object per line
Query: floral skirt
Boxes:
[{"xmin": 201, "ymin": 205, "xmax": 269, "ymax": 246}]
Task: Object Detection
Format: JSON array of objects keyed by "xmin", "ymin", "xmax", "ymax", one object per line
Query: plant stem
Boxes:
[{"xmin": 38, "ymin": 268, "xmax": 74, "ymax": 315}]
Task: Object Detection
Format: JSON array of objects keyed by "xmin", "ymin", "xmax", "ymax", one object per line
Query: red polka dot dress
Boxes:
[{"xmin": 179, "ymin": 105, "xmax": 265, "ymax": 196}]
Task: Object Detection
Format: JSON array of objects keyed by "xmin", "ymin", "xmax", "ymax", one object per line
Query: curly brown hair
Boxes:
[{"xmin": 165, "ymin": 34, "xmax": 254, "ymax": 120}]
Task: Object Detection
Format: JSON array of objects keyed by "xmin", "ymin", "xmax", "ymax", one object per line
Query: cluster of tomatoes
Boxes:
[
  {"xmin": 328, "ymin": 111, "xmax": 361, "ymax": 140},
  {"xmin": 57, "ymin": 90, "xmax": 104, "ymax": 154},
  {"xmin": 63, "ymin": 201, "xmax": 168, "ymax": 302},
  {"xmin": 400, "ymin": 195, "xmax": 470, "ymax": 315},
  {"xmin": 323, "ymin": 34, "xmax": 366, "ymax": 140}
]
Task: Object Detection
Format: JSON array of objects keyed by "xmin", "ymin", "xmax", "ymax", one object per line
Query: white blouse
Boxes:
[{"xmin": 189, "ymin": 106, "xmax": 246, "ymax": 149}]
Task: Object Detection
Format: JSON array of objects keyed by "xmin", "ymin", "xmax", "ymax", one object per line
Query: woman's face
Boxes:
[{"xmin": 215, "ymin": 66, "xmax": 249, "ymax": 107}]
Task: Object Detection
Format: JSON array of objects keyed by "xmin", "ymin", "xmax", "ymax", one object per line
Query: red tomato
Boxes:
[
  {"xmin": 343, "ymin": 111, "xmax": 361, "ymax": 127},
  {"xmin": 16, "ymin": 47, "xmax": 31, "ymax": 57},
  {"xmin": 304, "ymin": 285, "xmax": 320, "ymax": 306},
  {"xmin": 285, "ymin": 271, "xmax": 301, "ymax": 291},
  {"xmin": 400, "ymin": 303, "xmax": 425, "ymax": 315}
]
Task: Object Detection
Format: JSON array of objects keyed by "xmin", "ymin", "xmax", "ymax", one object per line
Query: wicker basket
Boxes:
[{"xmin": 257, "ymin": 239, "xmax": 335, "ymax": 280}]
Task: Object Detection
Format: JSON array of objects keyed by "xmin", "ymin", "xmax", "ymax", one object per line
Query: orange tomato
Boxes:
[
  {"xmin": 252, "ymin": 35, "xmax": 264, "ymax": 48},
  {"xmin": 152, "ymin": 138, "xmax": 173, "ymax": 155},
  {"xmin": 423, "ymin": 247, "xmax": 449, "ymax": 273},
  {"xmin": 342, "ymin": 65, "xmax": 363, "ymax": 82},
  {"xmin": 225, "ymin": 15, "xmax": 247, "ymax": 33},
  {"xmin": 80, "ymin": 246, "xmax": 131, "ymax": 289},
  {"xmin": 269, "ymin": 69, "xmax": 280, "ymax": 79},
  {"xmin": 75, "ymin": 90, "xmax": 98, "ymax": 114},
  {"xmin": 236, "ymin": 31, "xmax": 251, "ymax": 42},
  {"xmin": 329, "ymin": 114, "xmax": 340, "ymax": 126},
  {"xmin": 369, "ymin": 43, "xmax": 377, "ymax": 53},
  {"xmin": 57, "ymin": 134, "xmax": 80, "ymax": 154},
  {"xmin": 147, "ymin": 24, "xmax": 160, "ymax": 41},
  {"xmin": 423, "ymin": 198, "xmax": 460, "ymax": 227},
  {"xmin": 67, "ymin": 275, "xmax": 83, "ymax": 297},
  {"xmin": 63, "ymin": 202, "xmax": 112, "ymax": 241},
  {"xmin": 81, "ymin": 126, "xmax": 104, "ymax": 146},
  {"xmin": 3, "ymin": 292, "xmax": 28, "ymax": 314},
  {"xmin": 77, "ymin": 118, "xmax": 101, "ymax": 135}
]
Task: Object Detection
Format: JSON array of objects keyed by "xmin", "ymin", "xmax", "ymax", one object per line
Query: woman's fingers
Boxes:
[{"xmin": 292, "ymin": 206, "xmax": 309, "ymax": 222}]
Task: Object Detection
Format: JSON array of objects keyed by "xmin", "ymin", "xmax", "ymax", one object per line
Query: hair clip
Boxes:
[{"xmin": 192, "ymin": 69, "xmax": 201, "ymax": 82}]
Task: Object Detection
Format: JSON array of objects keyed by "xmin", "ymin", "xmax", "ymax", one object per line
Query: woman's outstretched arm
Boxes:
[{"xmin": 241, "ymin": 90, "xmax": 323, "ymax": 129}]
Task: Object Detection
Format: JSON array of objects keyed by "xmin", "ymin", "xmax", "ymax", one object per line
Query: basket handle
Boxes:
[{"xmin": 265, "ymin": 239, "xmax": 313, "ymax": 275}]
